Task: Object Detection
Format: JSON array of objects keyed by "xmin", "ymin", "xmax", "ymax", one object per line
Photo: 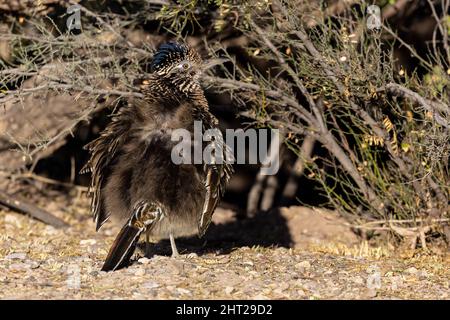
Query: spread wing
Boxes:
[
  {"xmin": 198, "ymin": 116, "xmax": 233, "ymax": 237},
  {"xmin": 81, "ymin": 107, "xmax": 133, "ymax": 231}
]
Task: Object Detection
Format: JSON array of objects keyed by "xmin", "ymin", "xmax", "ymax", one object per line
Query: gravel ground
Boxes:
[{"xmin": 0, "ymin": 191, "xmax": 448, "ymax": 300}]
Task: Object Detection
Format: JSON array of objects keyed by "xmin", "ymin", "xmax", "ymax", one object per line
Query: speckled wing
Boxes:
[
  {"xmin": 198, "ymin": 115, "xmax": 233, "ymax": 237},
  {"xmin": 81, "ymin": 107, "xmax": 133, "ymax": 231}
]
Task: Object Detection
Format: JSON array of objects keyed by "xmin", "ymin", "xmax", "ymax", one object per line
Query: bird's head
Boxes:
[{"xmin": 150, "ymin": 42, "xmax": 202, "ymax": 94}]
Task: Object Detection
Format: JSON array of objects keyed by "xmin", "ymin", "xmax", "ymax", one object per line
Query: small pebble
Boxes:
[
  {"xmin": 177, "ymin": 288, "xmax": 191, "ymax": 295},
  {"xmin": 5, "ymin": 253, "xmax": 27, "ymax": 260},
  {"xmin": 138, "ymin": 257, "xmax": 151, "ymax": 264},
  {"xmin": 296, "ymin": 261, "xmax": 311, "ymax": 270},
  {"xmin": 418, "ymin": 270, "xmax": 429, "ymax": 278},
  {"xmin": 364, "ymin": 288, "xmax": 378, "ymax": 298},
  {"xmin": 297, "ymin": 289, "xmax": 306, "ymax": 297},
  {"xmin": 352, "ymin": 276, "xmax": 364, "ymax": 285},
  {"xmin": 89, "ymin": 271, "xmax": 99, "ymax": 277},
  {"xmin": 44, "ymin": 225, "xmax": 58, "ymax": 235},
  {"xmin": 26, "ymin": 260, "xmax": 40, "ymax": 269},
  {"xmin": 4, "ymin": 215, "xmax": 21, "ymax": 227},
  {"xmin": 405, "ymin": 267, "xmax": 418, "ymax": 275},
  {"xmin": 104, "ymin": 229, "xmax": 114, "ymax": 236},
  {"xmin": 273, "ymin": 288, "xmax": 285, "ymax": 296},
  {"xmin": 80, "ymin": 239, "xmax": 97, "ymax": 246},
  {"xmin": 143, "ymin": 281, "xmax": 159, "ymax": 289},
  {"xmin": 9, "ymin": 263, "xmax": 28, "ymax": 271},
  {"xmin": 134, "ymin": 268, "xmax": 146, "ymax": 276},
  {"xmin": 224, "ymin": 286, "xmax": 234, "ymax": 295}
]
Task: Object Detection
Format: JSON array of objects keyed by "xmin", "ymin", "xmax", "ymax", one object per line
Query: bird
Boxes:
[{"xmin": 82, "ymin": 42, "xmax": 233, "ymax": 271}]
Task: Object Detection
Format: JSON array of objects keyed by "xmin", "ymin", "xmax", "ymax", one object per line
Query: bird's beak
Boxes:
[{"xmin": 201, "ymin": 58, "xmax": 229, "ymax": 74}]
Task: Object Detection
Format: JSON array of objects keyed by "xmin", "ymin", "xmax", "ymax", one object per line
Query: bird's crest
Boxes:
[{"xmin": 151, "ymin": 42, "xmax": 190, "ymax": 73}]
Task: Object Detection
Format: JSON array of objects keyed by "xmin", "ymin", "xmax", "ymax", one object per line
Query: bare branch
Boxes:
[{"xmin": 0, "ymin": 190, "xmax": 69, "ymax": 228}]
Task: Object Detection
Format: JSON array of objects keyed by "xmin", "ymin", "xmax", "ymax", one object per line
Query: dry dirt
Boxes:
[{"xmin": 0, "ymin": 189, "xmax": 448, "ymax": 300}]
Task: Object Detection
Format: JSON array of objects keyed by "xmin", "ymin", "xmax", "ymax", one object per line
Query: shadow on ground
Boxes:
[{"xmin": 140, "ymin": 208, "xmax": 293, "ymax": 257}]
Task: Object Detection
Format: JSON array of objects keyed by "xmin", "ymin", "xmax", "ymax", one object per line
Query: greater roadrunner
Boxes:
[{"xmin": 82, "ymin": 43, "xmax": 232, "ymax": 271}]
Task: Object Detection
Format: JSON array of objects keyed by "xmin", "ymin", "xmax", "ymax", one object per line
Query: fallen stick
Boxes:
[{"xmin": 0, "ymin": 190, "xmax": 69, "ymax": 228}]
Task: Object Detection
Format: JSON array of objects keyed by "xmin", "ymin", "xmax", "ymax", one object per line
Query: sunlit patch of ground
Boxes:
[{"xmin": 0, "ymin": 190, "xmax": 448, "ymax": 299}]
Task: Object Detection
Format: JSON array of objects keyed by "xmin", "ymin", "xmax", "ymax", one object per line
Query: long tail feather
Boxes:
[{"xmin": 101, "ymin": 224, "xmax": 143, "ymax": 272}]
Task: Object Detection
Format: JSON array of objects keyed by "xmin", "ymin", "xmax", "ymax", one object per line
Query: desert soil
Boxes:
[{"xmin": 0, "ymin": 189, "xmax": 448, "ymax": 300}]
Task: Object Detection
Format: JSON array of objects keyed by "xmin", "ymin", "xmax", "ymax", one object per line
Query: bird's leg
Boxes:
[{"xmin": 169, "ymin": 233, "xmax": 179, "ymax": 258}]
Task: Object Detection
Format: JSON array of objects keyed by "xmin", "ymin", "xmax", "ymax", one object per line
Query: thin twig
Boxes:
[{"xmin": 1, "ymin": 172, "xmax": 89, "ymax": 192}]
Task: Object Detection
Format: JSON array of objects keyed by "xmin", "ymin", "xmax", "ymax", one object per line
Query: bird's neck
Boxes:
[
  {"xmin": 170, "ymin": 77, "xmax": 201, "ymax": 96},
  {"xmin": 161, "ymin": 77, "xmax": 209, "ymax": 110},
  {"xmin": 138, "ymin": 78, "xmax": 209, "ymax": 113}
]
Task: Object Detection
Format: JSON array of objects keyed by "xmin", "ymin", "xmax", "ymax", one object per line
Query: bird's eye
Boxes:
[{"xmin": 181, "ymin": 62, "xmax": 190, "ymax": 70}]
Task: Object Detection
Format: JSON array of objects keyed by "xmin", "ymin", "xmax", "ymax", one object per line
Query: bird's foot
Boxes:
[
  {"xmin": 184, "ymin": 253, "xmax": 198, "ymax": 259},
  {"xmin": 170, "ymin": 252, "xmax": 197, "ymax": 260}
]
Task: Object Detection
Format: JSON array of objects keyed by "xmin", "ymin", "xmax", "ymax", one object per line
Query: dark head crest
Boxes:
[{"xmin": 150, "ymin": 42, "xmax": 190, "ymax": 73}]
